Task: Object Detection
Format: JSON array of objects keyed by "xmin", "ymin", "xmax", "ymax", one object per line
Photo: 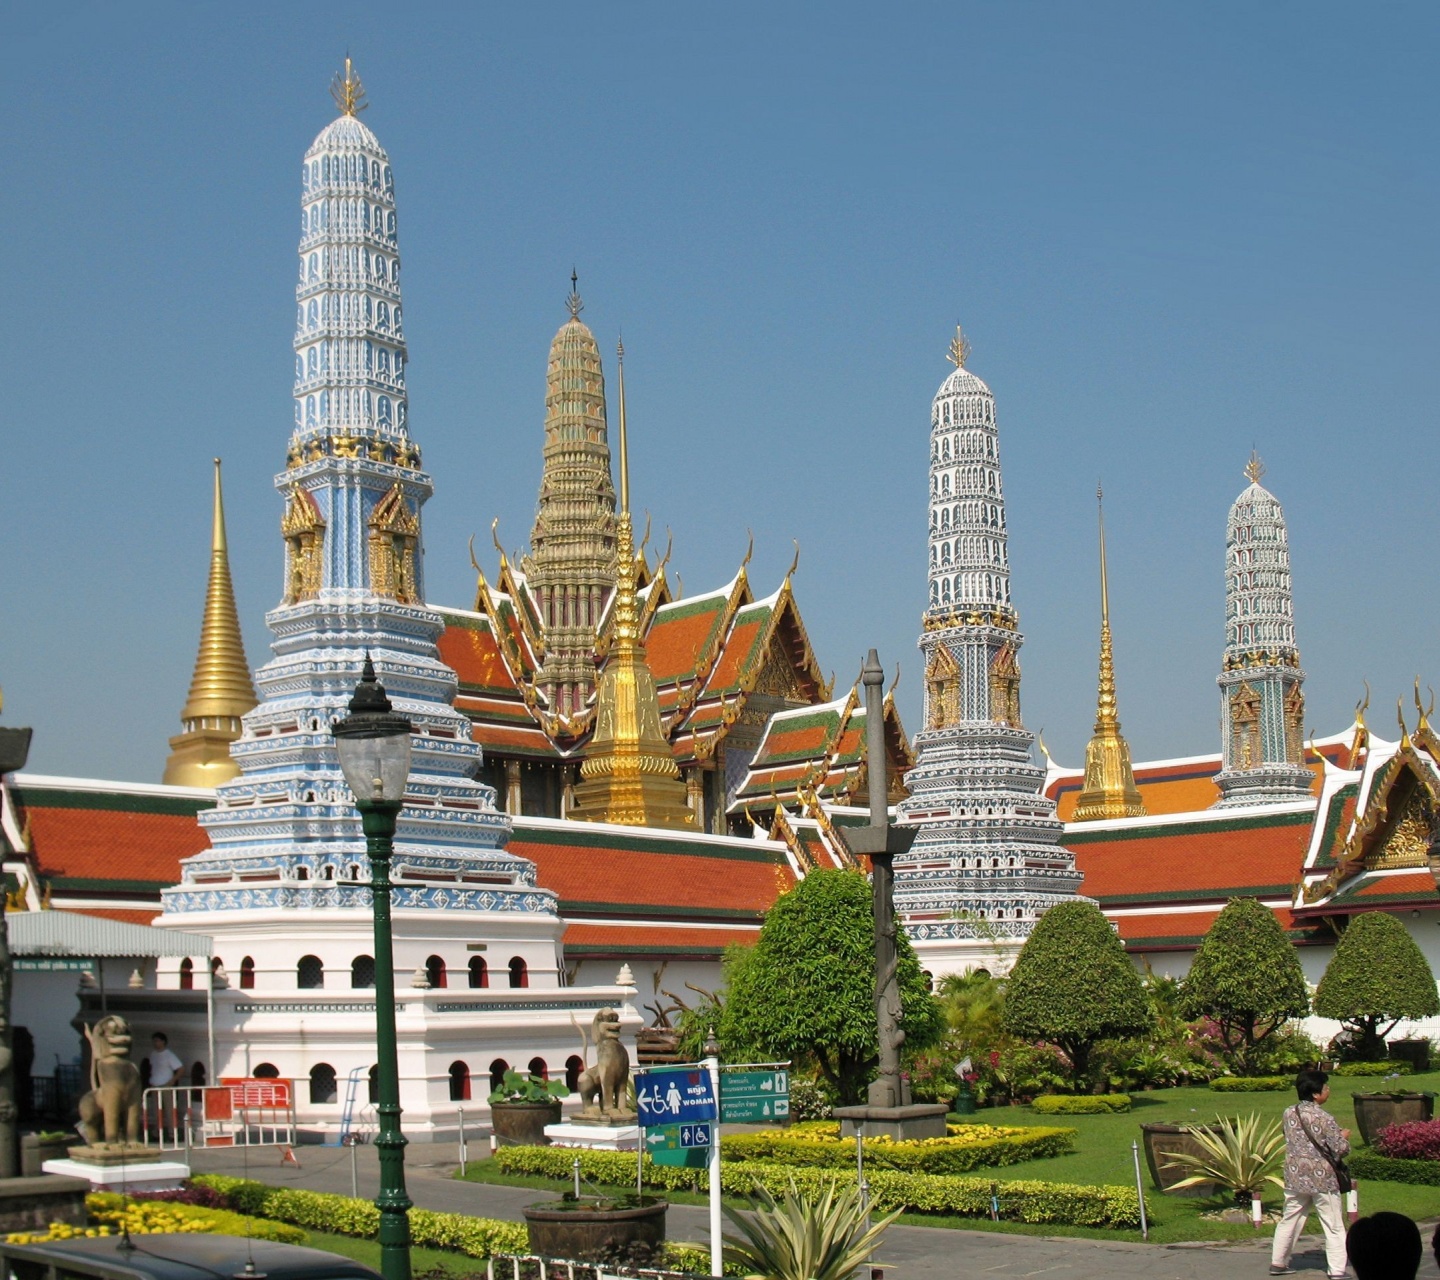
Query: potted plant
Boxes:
[
  {"xmin": 1161, "ymin": 1112, "xmax": 1284, "ymax": 1212},
  {"xmin": 524, "ymin": 1192, "xmax": 668, "ymax": 1264},
  {"xmin": 1353, "ymin": 1089, "xmax": 1435, "ymax": 1147},
  {"xmin": 489, "ymin": 1070, "xmax": 569, "ymax": 1147}
]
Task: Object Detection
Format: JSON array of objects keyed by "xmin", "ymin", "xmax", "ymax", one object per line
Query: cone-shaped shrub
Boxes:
[{"xmin": 1315, "ymin": 911, "xmax": 1439, "ymax": 1060}]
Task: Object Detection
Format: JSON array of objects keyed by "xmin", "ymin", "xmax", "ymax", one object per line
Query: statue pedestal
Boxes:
[
  {"xmin": 542, "ymin": 1122, "xmax": 641, "ymax": 1151},
  {"xmin": 832, "ymin": 1103, "xmax": 950, "ymax": 1141},
  {"xmin": 42, "ymin": 1156, "xmax": 190, "ymax": 1193}
]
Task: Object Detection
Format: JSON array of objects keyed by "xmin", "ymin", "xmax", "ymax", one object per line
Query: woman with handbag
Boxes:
[{"xmin": 1271, "ymin": 1069, "xmax": 1352, "ymax": 1279}]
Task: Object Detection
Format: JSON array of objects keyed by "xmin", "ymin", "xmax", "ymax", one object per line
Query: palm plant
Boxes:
[
  {"xmin": 722, "ymin": 1178, "xmax": 899, "ymax": 1280},
  {"xmin": 1162, "ymin": 1112, "xmax": 1285, "ymax": 1197}
]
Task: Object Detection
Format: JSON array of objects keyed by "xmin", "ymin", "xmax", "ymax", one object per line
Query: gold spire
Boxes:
[
  {"xmin": 569, "ymin": 342, "xmax": 693, "ymax": 829},
  {"xmin": 330, "ymin": 57, "xmax": 367, "ymax": 116},
  {"xmin": 1073, "ymin": 484, "xmax": 1145, "ymax": 821},
  {"xmin": 1245, "ymin": 450, "xmax": 1266, "ymax": 485},
  {"xmin": 946, "ymin": 323, "xmax": 971, "ymax": 369},
  {"xmin": 163, "ymin": 460, "xmax": 258, "ymax": 788}
]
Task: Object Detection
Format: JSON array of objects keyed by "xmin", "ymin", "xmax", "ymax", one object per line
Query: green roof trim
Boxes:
[
  {"xmin": 1064, "ymin": 808, "xmax": 1314, "ymax": 846},
  {"xmin": 559, "ymin": 900, "xmax": 763, "ymax": 922},
  {"xmin": 12, "ymin": 787, "xmax": 207, "ymax": 819},
  {"xmin": 1096, "ymin": 885, "xmax": 1293, "ymax": 905},
  {"xmin": 1311, "ymin": 782, "xmax": 1361, "ymax": 871}
]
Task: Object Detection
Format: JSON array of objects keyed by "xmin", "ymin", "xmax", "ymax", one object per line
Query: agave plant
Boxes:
[
  {"xmin": 722, "ymin": 1178, "xmax": 899, "ymax": 1280},
  {"xmin": 1162, "ymin": 1112, "xmax": 1285, "ymax": 1196}
]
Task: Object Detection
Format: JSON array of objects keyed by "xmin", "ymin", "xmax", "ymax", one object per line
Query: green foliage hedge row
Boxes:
[
  {"xmin": 1209, "ymin": 1076, "xmax": 1290, "ymax": 1092},
  {"xmin": 86, "ymin": 1194, "xmax": 306, "ymax": 1245},
  {"xmin": 193, "ymin": 1176, "xmax": 527, "ymax": 1258},
  {"xmin": 721, "ymin": 1125, "xmax": 1074, "ymax": 1173},
  {"xmin": 1333, "ymin": 1061, "xmax": 1413, "ymax": 1077},
  {"xmin": 1030, "ymin": 1095, "xmax": 1132, "ymax": 1115},
  {"xmin": 493, "ymin": 1146, "xmax": 1142, "ymax": 1228},
  {"xmin": 1349, "ymin": 1152, "xmax": 1440, "ymax": 1186}
]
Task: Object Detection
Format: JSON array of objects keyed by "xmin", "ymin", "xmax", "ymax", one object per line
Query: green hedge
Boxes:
[
  {"xmin": 1349, "ymin": 1152, "xmax": 1440, "ymax": 1186},
  {"xmin": 493, "ymin": 1146, "xmax": 1142, "ymax": 1228},
  {"xmin": 1210, "ymin": 1076, "xmax": 1290, "ymax": 1092},
  {"xmin": 1333, "ymin": 1061, "xmax": 1413, "ymax": 1077},
  {"xmin": 1030, "ymin": 1095, "xmax": 1132, "ymax": 1115},
  {"xmin": 722, "ymin": 1125, "xmax": 1074, "ymax": 1174},
  {"xmin": 86, "ymin": 1194, "xmax": 306, "ymax": 1245},
  {"xmin": 194, "ymin": 1176, "xmax": 527, "ymax": 1259}
]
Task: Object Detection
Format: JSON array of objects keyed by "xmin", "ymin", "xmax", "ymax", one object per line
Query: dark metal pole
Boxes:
[{"xmin": 361, "ymin": 799, "xmax": 411, "ymax": 1280}]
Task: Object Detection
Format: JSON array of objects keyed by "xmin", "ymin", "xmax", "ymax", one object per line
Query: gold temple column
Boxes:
[{"xmin": 504, "ymin": 759, "xmax": 522, "ymax": 815}]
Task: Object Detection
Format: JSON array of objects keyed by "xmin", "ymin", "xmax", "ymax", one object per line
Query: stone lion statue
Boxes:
[
  {"xmin": 577, "ymin": 1007, "xmax": 630, "ymax": 1118},
  {"xmin": 77, "ymin": 1015, "xmax": 142, "ymax": 1146}
]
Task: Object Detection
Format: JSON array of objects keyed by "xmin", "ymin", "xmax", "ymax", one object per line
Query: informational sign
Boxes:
[
  {"xmin": 13, "ymin": 958, "xmax": 92, "ymax": 972},
  {"xmin": 720, "ymin": 1070, "xmax": 790, "ymax": 1123},
  {"xmin": 644, "ymin": 1122, "xmax": 710, "ymax": 1168},
  {"xmin": 635, "ymin": 1068, "xmax": 717, "ymax": 1125}
]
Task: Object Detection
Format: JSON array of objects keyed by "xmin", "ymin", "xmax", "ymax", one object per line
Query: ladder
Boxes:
[{"xmin": 334, "ymin": 1067, "xmax": 367, "ymax": 1146}]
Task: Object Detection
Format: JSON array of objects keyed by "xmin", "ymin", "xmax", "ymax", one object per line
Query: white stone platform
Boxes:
[
  {"xmin": 43, "ymin": 1158, "xmax": 191, "ymax": 1193},
  {"xmin": 542, "ymin": 1122, "xmax": 640, "ymax": 1151}
]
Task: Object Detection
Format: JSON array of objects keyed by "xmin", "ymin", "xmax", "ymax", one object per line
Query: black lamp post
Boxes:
[{"xmin": 333, "ymin": 657, "xmax": 413, "ymax": 1280}]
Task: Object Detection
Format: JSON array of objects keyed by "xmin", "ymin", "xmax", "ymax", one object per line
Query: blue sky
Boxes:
[{"xmin": 2, "ymin": 2, "xmax": 1436, "ymax": 782}]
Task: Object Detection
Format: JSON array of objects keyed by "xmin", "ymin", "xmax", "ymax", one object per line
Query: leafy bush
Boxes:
[
  {"xmin": 788, "ymin": 1078, "xmax": 834, "ymax": 1123},
  {"xmin": 1315, "ymin": 912, "xmax": 1440, "ymax": 1060},
  {"xmin": 1248, "ymin": 1026, "xmax": 1324, "ymax": 1075},
  {"xmin": 489, "ymin": 1069, "xmax": 568, "ymax": 1105},
  {"xmin": 1162, "ymin": 1114, "xmax": 1285, "ymax": 1196},
  {"xmin": 1350, "ymin": 1151, "xmax": 1440, "ymax": 1186},
  {"xmin": 722, "ymin": 1124, "xmax": 1075, "ymax": 1174},
  {"xmin": 133, "ymin": 1184, "xmax": 233, "ymax": 1209},
  {"xmin": 991, "ymin": 1044, "xmax": 1071, "ymax": 1103},
  {"xmin": 84, "ymin": 1194, "xmax": 305, "ymax": 1244},
  {"xmin": 1209, "ymin": 1076, "xmax": 1290, "ymax": 1092},
  {"xmin": 1333, "ymin": 1061, "xmax": 1413, "ymax": 1077},
  {"xmin": 1374, "ymin": 1120, "xmax": 1440, "ymax": 1162},
  {"xmin": 494, "ymin": 1146, "xmax": 1142, "ymax": 1227},
  {"xmin": 193, "ymin": 1176, "xmax": 528, "ymax": 1258},
  {"xmin": 1030, "ymin": 1094, "xmax": 1131, "ymax": 1115},
  {"xmin": 722, "ymin": 1178, "xmax": 899, "ymax": 1280}
]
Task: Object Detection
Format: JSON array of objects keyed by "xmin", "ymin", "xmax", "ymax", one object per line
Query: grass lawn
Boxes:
[
  {"xmin": 458, "ymin": 1072, "xmax": 1440, "ymax": 1244},
  {"xmin": 298, "ymin": 1229, "xmax": 487, "ymax": 1278}
]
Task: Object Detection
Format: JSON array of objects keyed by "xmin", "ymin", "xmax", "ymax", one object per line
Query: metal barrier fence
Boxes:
[{"xmin": 142, "ymin": 1078, "xmax": 296, "ymax": 1151}]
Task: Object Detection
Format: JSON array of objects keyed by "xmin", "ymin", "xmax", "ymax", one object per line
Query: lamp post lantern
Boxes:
[{"xmin": 333, "ymin": 657, "xmax": 413, "ymax": 1280}]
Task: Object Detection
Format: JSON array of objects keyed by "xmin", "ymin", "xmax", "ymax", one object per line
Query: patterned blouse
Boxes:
[{"xmin": 1282, "ymin": 1100, "xmax": 1349, "ymax": 1195}]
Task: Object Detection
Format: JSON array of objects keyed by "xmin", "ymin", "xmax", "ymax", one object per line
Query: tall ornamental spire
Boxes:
[
  {"xmin": 521, "ymin": 273, "xmax": 618, "ymax": 722},
  {"xmin": 1213, "ymin": 452, "xmax": 1312, "ymax": 807},
  {"xmin": 163, "ymin": 460, "xmax": 258, "ymax": 787},
  {"xmin": 569, "ymin": 341, "xmax": 692, "ymax": 829},
  {"xmin": 1072, "ymin": 485, "xmax": 1145, "ymax": 820},
  {"xmin": 896, "ymin": 324, "xmax": 1081, "ymax": 971}
]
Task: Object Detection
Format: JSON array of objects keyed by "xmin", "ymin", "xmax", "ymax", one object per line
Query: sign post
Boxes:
[
  {"xmin": 704, "ymin": 1052, "xmax": 722, "ymax": 1279},
  {"xmin": 634, "ymin": 1063, "xmax": 721, "ymax": 1273}
]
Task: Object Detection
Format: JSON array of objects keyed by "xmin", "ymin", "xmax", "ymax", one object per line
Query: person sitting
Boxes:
[{"xmin": 1347, "ymin": 1212, "xmax": 1421, "ymax": 1280}]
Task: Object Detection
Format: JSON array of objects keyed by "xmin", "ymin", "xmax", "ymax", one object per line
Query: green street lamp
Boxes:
[{"xmin": 333, "ymin": 656, "xmax": 413, "ymax": 1280}]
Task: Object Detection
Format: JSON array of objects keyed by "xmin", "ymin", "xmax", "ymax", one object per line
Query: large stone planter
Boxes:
[
  {"xmin": 1140, "ymin": 1123, "xmax": 1221, "ymax": 1197},
  {"xmin": 1353, "ymin": 1092, "xmax": 1434, "ymax": 1147},
  {"xmin": 524, "ymin": 1196, "xmax": 667, "ymax": 1264},
  {"xmin": 491, "ymin": 1100, "xmax": 563, "ymax": 1147}
]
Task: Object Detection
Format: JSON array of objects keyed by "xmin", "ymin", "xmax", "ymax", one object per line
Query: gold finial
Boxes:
[
  {"xmin": 567, "ymin": 268, "xmax": 583, "ymax": 320},
  {"xmin": 785, "ymin": 539, "xmax": 800, "ymax": 580},
  {"xmin": 1097, "ymin": 483, "xmax": 1109, "ymax": 626},
  {"xmin": 946, "ymin": 324, "xmax": 971, "ymax": 369},
  {"xmin": 1244, "ymin": 450, "xmax": 1266, "ymax": 485},
  {"xmin": 1398, "ymin": 698, "xmax": 1412, "ymax": 750},
  {"xmin": 330, "ymin": 57, "xmax": 367, "ymax": 117},
  {"xmin": 616, "ymin": 336, "xmax": 629, "ymax": 515},
  {"xmin": 1415, "ymin": 677, "xmax": 1434, "ymax": 735},
  {"xmin": 1357, "ymin": 680, "xmax": 1370, "ymax": 727}
]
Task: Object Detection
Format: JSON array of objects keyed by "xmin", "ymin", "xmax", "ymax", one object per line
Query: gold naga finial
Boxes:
[
  {"xmin": 1244, "ymin": 449, "xmax": 1266, "ymax": 485},
  {"xmin": 330, "ymin": 56, "xmax": 368, "ymax": 117},
  {"xmin": 1397, "ymin": 698, "xmax": 1411, "ymax": 749},
  {"xmin": 887, "ymin": 663, "xmax": 901, "ymax": 698},
  {"xmin": 1415, "ymin": 677, "xmax": 1434, "ymax": 734},
  {"xmin": 740, "ymin": 530, "xmax": 754, "ymax": 572},
  {"xmin": 567, "ymin": 268, "xmax": 583, "ymax": 321},
  {"xmin": 1356, "ymin": 680, "xmax": 1370, "ymax": 727},
  {"xmin": 490, "ymin": 517, "xmax": 507, "ymax": 565},
  {"xmin": 785, "ymin": 539, "xmax": 800, "ymax": 580},
  {"xmin": 1036, "ymin": 727, "xmax": 1052, "ymax": 761},
  {"xmin": 946, "ymin": 323, "xmax": 971, "ymax": 369}
]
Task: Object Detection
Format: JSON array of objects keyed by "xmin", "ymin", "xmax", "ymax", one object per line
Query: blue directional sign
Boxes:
[
  {"xmin": 635, "ymin": 1069, "xmax": 717, "ymax": 1125},
  {"xmin": 680, "ymin": 1122, "xmax": 711, "ymax": 1148}
]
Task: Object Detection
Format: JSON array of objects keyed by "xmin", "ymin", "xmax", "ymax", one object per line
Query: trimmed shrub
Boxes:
[
  {"xmin": 1315, "ymin": 912, "xmax": 1440, "ymax": 1061},
  {"xmin": 1030, "ymin": 1094, "xmax": 1132, "ymax": 1115},
  {"xmin": 193, "ymin": 1176, "xmax": 527, "ymax": 1258},
  {"xmin": 493, "ymin": 1146, "xmax": 1142, "ymax": 1228},
  {"xmin": 1350, "ymin": 1151, "xmax": 1440, "ymax": 1186},
  {"xmin": 722, "ymin": 1124, "xmax": 1075, "ymax": 1173},
  {"xmin": 1209, "ymin": 1076, "xmax": 1290, "ymax": 1092},
  {"xmin": 1333, "ymin": 1061, "xmax": 1413, "ymax": 1078},
  {"xmin": 1374, "ymin": 1120, "xmax": 1440, "ymax": 1162},
  {"xmin": 85, "ymin": 1195, "xmax": 305, "ymax": 1244}
]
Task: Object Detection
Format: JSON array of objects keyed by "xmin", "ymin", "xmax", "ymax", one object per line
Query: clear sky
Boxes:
[{"xmin": 2, "ymin": 2, "xmax": 1436, "ymax": 783}]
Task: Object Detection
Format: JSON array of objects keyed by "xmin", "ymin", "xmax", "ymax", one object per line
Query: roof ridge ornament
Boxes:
[
  {"xmin": 946, "ymin": 323, "xmax": 971, "ymax": 369},
  {"xmin": 330, "ymin": 56, "xmax": 367, "ymax": 117},
  {"xmin": 1244, "ymin": 449, "xmax": 1265, "ymax": 485},
  {"xmin": 567, "ymin": 268, "xmax": 583, "ymax": 320}
]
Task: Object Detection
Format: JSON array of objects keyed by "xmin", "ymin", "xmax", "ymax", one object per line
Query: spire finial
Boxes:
[
  {"xmin": 567, "ymin": 269, "xmax": 583, "ymax": 320},
  {"xmin": 1097, "ymin": 481, "xmax": 1108, "ymax": 626},
  {"xmin": 1244, "ymin": 449, "xmax": 1265, "ymax": 485},
  {"xmin": 616, "ymin": 335, "xmax": 629, "ymax": 516},
  {"xmin": 946, "ymin": 323, "xmax": 971, "ymax": 369},
  {"xmin": 330, "ymin": 56, "xmax": 367, "ymax": 117}
]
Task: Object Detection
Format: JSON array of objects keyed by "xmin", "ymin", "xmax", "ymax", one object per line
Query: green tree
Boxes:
[
  {"xmin": 1179, "ymin": 896, "xmax": 1309, "ymax": 1075},
  {"xmin": 1314, "ymin": 911, "xmax": 1440, "ymax": 1060},
  {"xmin": 718, "ymin": 869, "xmax": 942, "ymax": 1105},
  {"xmin": 1002, "ymin": 900, "xmax": 1152, "ymax": 1086}
]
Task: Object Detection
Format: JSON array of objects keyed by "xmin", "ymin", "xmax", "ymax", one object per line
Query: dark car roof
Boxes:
[{"xmin": 0, "ymin": 1234, "xmax": 382, "ymax": 1280}]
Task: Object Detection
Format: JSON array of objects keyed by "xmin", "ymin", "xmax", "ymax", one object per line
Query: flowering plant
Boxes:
[{"xmin": 1374, "ymin": 1120, "xmax": 1440, "ymax": 1162}]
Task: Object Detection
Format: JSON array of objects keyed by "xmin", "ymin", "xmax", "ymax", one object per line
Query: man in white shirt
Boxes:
[{"xmin": 147, "ymin": 1033, "xmax": 184, "ymax": 1088}]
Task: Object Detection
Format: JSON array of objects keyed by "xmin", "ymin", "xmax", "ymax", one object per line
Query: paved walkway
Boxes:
[{"xmin": 186, "ymin": 1140, "xmax": 1439, "ymax": 1280}]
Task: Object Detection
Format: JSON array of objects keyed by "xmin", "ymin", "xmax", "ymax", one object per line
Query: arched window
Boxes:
[
  {"xmin": 508, "ymin": 957, "xmax": 528, "ymax": 989},
  {"xmin": 368, "ymin": 1064, "xmax": 379, "ymax": 1103},
  {"xmin": 179, "ymin": 958, "xmax": 194, "ymax": 991},
  {"xmin": 297, "ymin": 955, "xmax": 323, "ymax": 989},
  {"xmin": 254, "ymin": 1063, "xmax": 279, "ymax": 1079},
  {"xmin": 309, "ymin": 1063, "xmax": 338, "ymax": 1104},
  {"xmin": 425, "ymin": 956, "xmax": 447, "ymax": 989},
  {"xmin": 448, "ymin": 1061, "xmax": 471, "ymax": 1102},
  {"xmin": 211, "ymin": 956, "xmax": 225, "ymax": 981},
  {"xmin": 489, "ymin": 1059, "xmax": 509, "ymax": 1092},
  {"xmin": 565, "ymin": 1055, "xmax": 584, "ymax": 1092},
  {"xmin": 239, "ymin": 957, "xmax": 255, "ymax": 990},
  {"xmin": 468, "ymin": 957, "xmax": 488, "ymax": 989},
  {"xmin": 351, "ymin": 956, "xmax": 375, "ymax": 989},
  {"xmin": 527, "ymin": 1057, "xmax": 548, "ymax": 1081}
]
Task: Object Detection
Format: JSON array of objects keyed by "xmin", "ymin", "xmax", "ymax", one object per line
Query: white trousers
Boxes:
[{"xmin": 1271, "ymin": 1189, "xmax": 1347, "ymax": 1276}]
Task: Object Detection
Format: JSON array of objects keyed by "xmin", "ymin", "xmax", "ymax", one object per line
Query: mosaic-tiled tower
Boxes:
[
  {"xmin": 161, "ymin": 66, "xmax": 548, "ymax": 921},
  {"xmin": 895, "ymin": 328, "xmax": 1081, "ymax": 961},
  {"xmin": 1212, "ymin": 453, "xmax": 1312, "ymax": 808}
]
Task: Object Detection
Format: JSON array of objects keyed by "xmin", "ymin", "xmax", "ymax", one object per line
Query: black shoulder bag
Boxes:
[{"xmin": 1293, "ymin": 1104, "xmax": 1353, "ymax": 1194}]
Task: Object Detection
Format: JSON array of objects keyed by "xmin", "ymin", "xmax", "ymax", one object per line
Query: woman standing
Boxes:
[{"xmin": 1271, "ymin": 1069, "xmax": 1351, "ymax": 1279}]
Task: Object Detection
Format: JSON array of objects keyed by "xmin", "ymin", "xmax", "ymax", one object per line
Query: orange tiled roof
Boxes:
[
  {"xmin": 1111, "ymin": 903, "xmax": 1329, "ymax": 951},
  {"xmin": 562, "ymin": 922, "xmax": 762, "ymax": 957},
  {"xmin": 437, "ymin": 613, "xmax": 519, "ymax": 695}
]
